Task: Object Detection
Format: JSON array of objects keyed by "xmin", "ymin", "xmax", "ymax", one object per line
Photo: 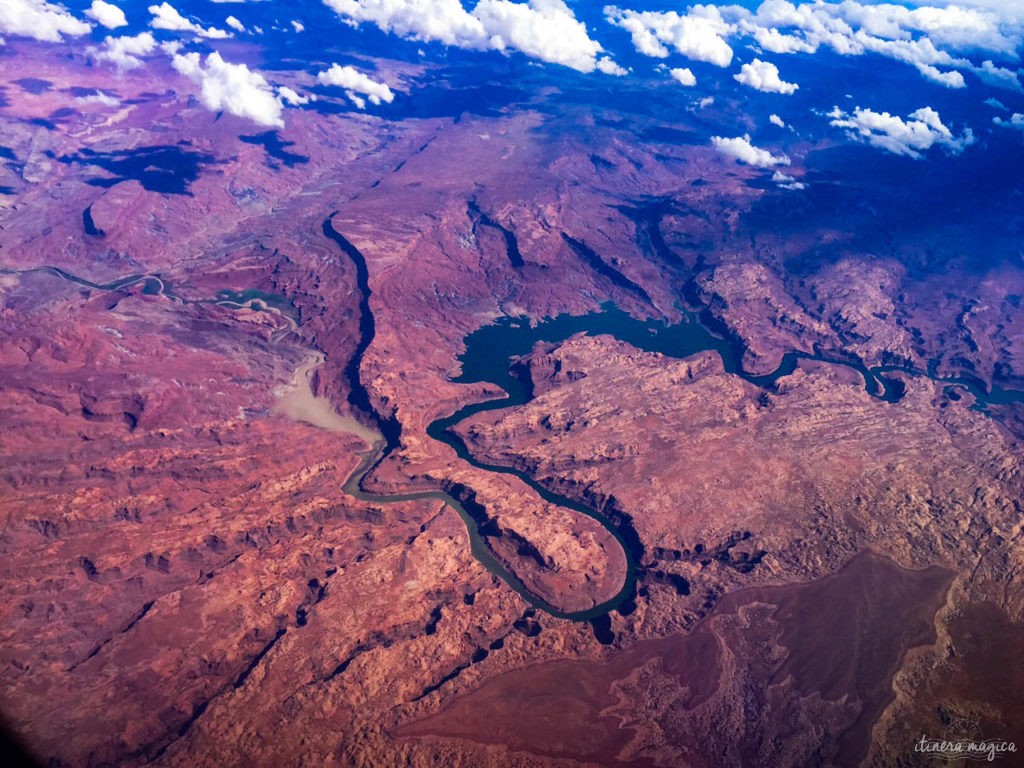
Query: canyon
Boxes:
[{"xmin": 1, "ymin": 40, "xmax": 1023, "ymax": 768}]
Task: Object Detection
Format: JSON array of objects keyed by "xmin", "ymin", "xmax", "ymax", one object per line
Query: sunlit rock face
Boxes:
[{"xmin": 2, "ymin": 1, "xmax": 1024, "ymax": 766}]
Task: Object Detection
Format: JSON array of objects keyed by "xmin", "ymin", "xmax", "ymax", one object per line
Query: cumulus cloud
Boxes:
[
  {"xmin": 316, "ymin": 63, "xmax": 395, "ymax": 108},
  {"xmin": 325, "ymin": 0, "xmax": 483, "ymax": 47},
  {"xmin": 769, "ymin": 112, "xmax": 786, "ymax": 127},
  {"xmin": 225, "ymin": 15, "xmax": 244, "ymax": 32},
  {"xmin": 86, "ymin": 0, "xmax": 127, "ymax": 29},
  {"xmin": 828, "ymin": 105, "xmax": 975, "ymax": 158},
  {"xmin": 0, "ymin": 0, "xmax": 91, "ymax": 42},
  {"xmin": 597, "ymin": 56, "xmax": 628, "ymax": 75},
  {"xmin": 670, "ymin": 66, "xmax": 696, "ymax": 86},
  {"xmin": 772, "ymin": 170, "xmax": 806, "ymax": 189},
  {"xmin": 473, "ymin": 0, "xmax": 606, "ymax": 73},
  {"xmin": 324, "ymin": 0, "xmax": 616, "ymax": 74},
  {"xmin": 931, "ymin": 0, "xmax": 1024, "ymax": 25},
  {"xmin": 734, "ymin": 58, "xmax": 798, "ymax": 93},
  {"xmin": 993, "ymin": 112, "xmax": 1024, "ymax": 129},
  {"xmin": 149, "ymin": 2, "xmax": 230, "ymax": 38},
  {"xmin": 854, "ymin": 33, "xmax": 971, "ymax": 88},
  {"xmin": 914, "ymin": 63, "xmax": 965, "ymax": 87},
  {"xmin": 607, "ymin": 1, "xmax": 1024, "ymax": 97},
  {"xmin": 752, "ymin": 25, "xmax": 816, "ymax": 54},
  {"xmin": 75, "ymin": 90, "xmax": 119, "ymax": 106},
  {"xmin": 291, "ymin": 19, "xmax": 304, "ymax": 32},
  {"xmin": 723, "ymin": 0, "xmax": 1024, "ymax": 89},
  {"xmin": 91, "ymin": 31, "xmax": 157, "ymax": 70},
  {"xmin": 970, "ymin": 59, "xmax": 1023, "ymax": 91},
  {"xmin": 278, "ymin": 86, "xmax": 313, "ymax": 106},
  {"xmin": 843, "ymin": 1, "xmax": 1019, "ymax": 54},
  {"xmin": 711, "ymin": 134, "xmax": 790, "ymax": 167},
  {"xmin": 751, "ymin": 0, "xmax": 1020, "ymax": 55},
  {"xmin": 173, "ymin": 51, "xmax": 283, "ymax": 127},
  {"xmin": 605, "ymin": 5, "xmax": 735, "ymax": 66}
]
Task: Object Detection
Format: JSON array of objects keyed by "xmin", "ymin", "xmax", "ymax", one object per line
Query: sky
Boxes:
[{"xmin": 1, "ymin": 0, "xmax": 1023, "ymax": 171}]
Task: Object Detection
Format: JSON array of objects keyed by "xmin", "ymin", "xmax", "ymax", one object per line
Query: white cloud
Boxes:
[
  {"xmin": 843, "ymin": 1, "xmax": 1019, "ymax": 54},
  {"xmin": 316, "ymin": 63, "xmax": 395, "ymax": 108},
  {"xmin": 607, "ymin": 11, "xmax": 670, "ymax": 57},
  {"xmin": 324, "ymin": 0, "xmax": 609, "ymax": 73},
  {"xmin": 769, "ymin": 112, "xmax": 786, "ymax": 127},
  {"xmin": 86, "ymin": 0, "xmax": 126, "ymax": 29},
  {"xmin": 734, "ymin": 58, "xmax": 798, "ymax": 93},
  {"xmin": 753, "ymin": 25, "xmax": 816, "ymax": 54},
  {"xmin": 601, "ymin": 0, "xmax": 1024, "ymax": 100},
  {"xmin": 772, "ymin": 170, "xmax": 806, "ymax": 189},
  {"xmin": 278, "ymin": 86, "xmax": 313, "ymax": 105},
  {"xmin": 854, "ymin": 33, "xmax": 972, "ymax": 88},
  {"xmin": 994, "ymin": 112, "xmax": 1024, "ymax": 129},
  {"xmin": 75, "ymin": 90, "xmax": 119, "ymax": 106},
  {"xmin": 712, "ymin": 134, "xmax": 790, "ymax": 167},
  {"xmin": 149, "ymin": 1, "xmax": 194, "ymax": 30},
  {"xmin": 173, "ymin": 51, "xmax": 284, "ymax": 127},
  {"xmin": 757, "ymin": 0, "xmax": 1020, "ymax": 55},
  {"xmin": 828, "ymin": 105, "xmax": 975, "ymax": 158},
  {"xmin": 669, "ymin": 66, "xmax": 696, "ymax": 86},
  {"xmin": 225, "ymin": 15, "xmax": 244, "ymax": 32},
  {"xmin": 728, "ymin": 0, "xmax": 1024, "ymax": 89},
  {"xmin": 325, "ymin": 0, "xmax": 483, "ymax": 46},
  {"xmin": 90, "ymin": 32, "xmax": 157, "ymax": 70},
  {"xmin": 149, "ymin": 2, "xmax": 230, "ymax": 38},
  {"xmin": 914, "ymin": 63, "xmax": 966, "ymax": 87},
  {"xmin": 597, "ymin": 56, "xmax": 628, "ymax": 75},
  {"xmin": 605, "ymin": 5, "xmax": 735, "ymax": 66},
  {"xmin": 970, "ymin": 59, "xmax": 1023, "ymax": 91},
  {"xmin": 291, "ymin": 19, "xmax": 304, "ymax": 32},
  {"xmin": 474, "ymin": 0, "xmax": 605, "ymax": 73},
  {"xmin": 985, "ymin": 97, "xmax": 1008, "ymax": 110},
  {"xmin": 926, "ymin": 0, "xmax": 1024, "ymax": 26},
  {"xmin": 0, "ymin": 0, "xmax": 91, "ymax": 42}
]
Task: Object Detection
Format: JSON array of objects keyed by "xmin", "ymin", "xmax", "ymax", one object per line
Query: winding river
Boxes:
[
  {"xmin": 12, "ymin": 249, "xmax": 1024, "ymax": 622},
  {"xmin": 0, "ymin": 266, "xmax": 299, "ymax": 340},
  {"xmin": 336, "ymin": 298, "xmax": 1024, "ymax": 623}
]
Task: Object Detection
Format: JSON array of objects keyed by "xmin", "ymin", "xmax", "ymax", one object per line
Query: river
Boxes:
[{"xmin": 13, "ymin": 259, "xmax": 1024, "ymax": 623}]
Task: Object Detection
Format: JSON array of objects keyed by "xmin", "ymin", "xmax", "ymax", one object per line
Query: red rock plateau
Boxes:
[{"xmin": 2, "ymin": 42, "xmax": 1024, "ymax": 768}]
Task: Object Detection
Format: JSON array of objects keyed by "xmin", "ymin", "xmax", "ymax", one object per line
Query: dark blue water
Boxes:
[
  {"xmin": 423, "ymin": 304, "xmax": 1024, "ymax": 621},
  {"xmin": 82, "ymin": 206, "xmax": 104, "ymax": 237},
  {"xmin": 444, "ymin": 304, "xmax": 921, "ymax": 404}
]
